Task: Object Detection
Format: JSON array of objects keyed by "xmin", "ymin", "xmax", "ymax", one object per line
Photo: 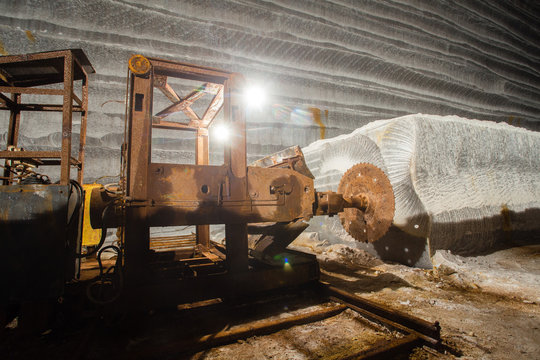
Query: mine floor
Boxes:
[
  {"xmin": 182, "ymin": 244, "xmax": 539, "ymax": 359},
  {"xmin": 2, "ymin": 241, "xmax": 538, "ymax": 359},
  {"xmin": 295, "ymin": 240, "xmax": 540, "ymax": 360}
]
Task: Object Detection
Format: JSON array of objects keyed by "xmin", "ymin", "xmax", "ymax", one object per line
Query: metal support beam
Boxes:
[
  {"xmin": 3, "ymin": 93, "xmax": 21, "ymax": 184},
  {"xmin": 224, "ymin": 74, "xmax": 248, "ymax": 272},
  {"xmin": 77, "ymin": 72, "xmax": 89, "ymax": 184},
  {"xmin": 196, "ymin": 127, "xmax": 210, "ymax": 248},
  {"xmin": 60, "ymin": 52, "xmax": 74, "ymax": 185},
  {"xmin": 125, "ymin": 72, "xmax": 154, "ymax": 284}
]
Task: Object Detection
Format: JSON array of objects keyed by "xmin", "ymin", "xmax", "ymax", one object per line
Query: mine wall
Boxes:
[{"xmin": 1, "ymin": 1, "xmax": 539, "ymax": 266}]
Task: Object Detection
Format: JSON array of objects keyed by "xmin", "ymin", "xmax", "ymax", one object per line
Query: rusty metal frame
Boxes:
[
  {"xmin": 119, "ymin": 55, "xmax": 350, "ymax": 287},
  {"xmin": 0, "ymin": 49, "xmax": 94, "ymax": 185},
  {"xmin": 150, "ymin": 61, "xmax": 227, "ymax": 250},
  {"xmin": 125, "ymin": 56, "xmax": 251, "ymax": 283}
]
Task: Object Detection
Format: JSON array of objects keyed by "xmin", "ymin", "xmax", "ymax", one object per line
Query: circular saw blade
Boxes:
[{"xmin": 338, "ymin": 163, "xmax": 395, "ymax": 243}]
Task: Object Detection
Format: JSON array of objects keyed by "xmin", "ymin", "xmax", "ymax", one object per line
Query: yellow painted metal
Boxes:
[
  {"xmin": 82, "ymin": 184, "xmax": 103, "ymax": 246},
  {"xmin": 128, "ymin": 54, "xmax": 151, "ymax": 75}
]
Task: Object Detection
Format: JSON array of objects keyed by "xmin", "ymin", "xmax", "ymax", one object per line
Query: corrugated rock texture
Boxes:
[
  {"xmin": 1, "ymin": 1, "xmax": 539, "ymax": 182},
  {"xmin": 303, "ymin": 114, "xmax": 540, "ymax": 267}
]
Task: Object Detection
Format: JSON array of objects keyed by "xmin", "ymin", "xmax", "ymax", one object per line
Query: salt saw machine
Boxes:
[{"xmin": 88, "ymin": 55, "xmax": 395, "ymax": 307}]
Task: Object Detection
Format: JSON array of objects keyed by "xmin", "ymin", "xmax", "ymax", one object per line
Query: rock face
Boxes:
[
  {"xmin": 0, "ymin": 1, "xmax": 539, "ymax": 184},
  {"xmin": 303, "ymin": 114, "xmax": 540, "ymax": 267}
]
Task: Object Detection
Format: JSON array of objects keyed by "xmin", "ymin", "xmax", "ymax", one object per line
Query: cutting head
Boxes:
[{"xmin": 338, "ymin": 163, "xmax": 395, "ymax": 243}]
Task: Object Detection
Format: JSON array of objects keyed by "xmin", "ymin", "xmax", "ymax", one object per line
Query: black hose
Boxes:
[
  {"xmin": 86, "ymin": 245, "xmax": 123, "ymax": 305},
  {"xmin": 96, "ymin": 245, "xmax": 122, "ymax": 277},
  {"xmin": 68, "ymin": 180, "xmax": 84, "ymax": 227}
]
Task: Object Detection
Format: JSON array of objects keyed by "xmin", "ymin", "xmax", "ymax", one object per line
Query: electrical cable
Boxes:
[
  {"xmin": 96, "ymin": 245, "xmax": 122, "ymax": 278},
  {"xmin": 67, "ymin": 180, "xmax": 84, "ymax": 226},
  {"xmin": 86, "ymin": 66, "xmax": 131, "ymax": 306},
  {"xmin": 86, "ymin": 245, "xmax": 123, "ymax": 305},
  {"xmin": 94, "ymin": 174, "xmax": 120, "ymax": 183},
  {"xmin": 103, "ymin": 183, "xmax": 122, "ymax": 195}
]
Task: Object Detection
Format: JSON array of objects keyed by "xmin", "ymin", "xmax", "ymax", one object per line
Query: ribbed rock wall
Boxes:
[
  {"xmin": 303, "ymin": 114, "xmax": 540, "ymax": 267},
  {"xmin": 1, "ymin": 1, "xmax": 539, "ymax": 182}
]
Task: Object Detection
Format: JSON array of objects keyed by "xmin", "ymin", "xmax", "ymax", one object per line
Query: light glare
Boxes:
[
  {"xmin": 244, "ymin": 85, "xmax": 266, "ymax": 109},
  {"xmin": 213, "ymin": 124, "xmax": 230, "ymax": 142}
]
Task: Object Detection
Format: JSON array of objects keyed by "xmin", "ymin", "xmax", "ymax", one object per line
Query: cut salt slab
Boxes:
[{"xmin": 302, "ymin": 114, "xmax": 540, "ymax": 267}]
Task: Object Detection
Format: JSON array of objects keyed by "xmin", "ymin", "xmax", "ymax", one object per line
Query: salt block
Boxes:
[{"xmin": 303, "ymin": 114, "xmax": 540, "ymax": 267}]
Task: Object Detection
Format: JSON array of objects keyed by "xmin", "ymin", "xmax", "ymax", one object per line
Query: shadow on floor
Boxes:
[{"xmin": 319, "ymin": 262, "xmax": 421, "ymax": 294}]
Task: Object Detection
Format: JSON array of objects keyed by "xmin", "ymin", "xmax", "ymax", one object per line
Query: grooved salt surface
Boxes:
[
  {"xmin": 1, "ymin": 1, "xmax": 540, "ymax": 263},
  {"xmin": 1, "ymin": 0, "xmax": 539, "ymax": 184},
  {"xmin": 303, "ymin": 114, "xmax": 540, "ymax": 267}
]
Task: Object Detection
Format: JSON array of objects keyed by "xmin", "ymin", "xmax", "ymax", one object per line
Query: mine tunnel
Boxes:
[{"xmin": 0, "ymin": 1, "xmax": 539, "ymax": 359}]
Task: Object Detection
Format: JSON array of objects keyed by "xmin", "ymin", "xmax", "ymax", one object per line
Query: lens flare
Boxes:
[
  {"xmin": 244, "ymin": 85, "xmax": 266, "ymax": 109},
  {"xmin": 283, "ymin": 257, "xmax": 292, "ymax": 271},
  {"xmin": 212, "ymin": 124, "xmax": 230, "ymax": 142}
]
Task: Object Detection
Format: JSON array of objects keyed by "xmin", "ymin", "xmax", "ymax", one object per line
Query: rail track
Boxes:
[{"xmin": 2, "ymin": 280, "xmax": 456, "ymax": 359}]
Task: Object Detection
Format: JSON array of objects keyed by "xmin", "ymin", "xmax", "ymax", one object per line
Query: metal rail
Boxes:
[{"xmin": 122, "ymin": 282, "xmax": 448, "ymax": 359}]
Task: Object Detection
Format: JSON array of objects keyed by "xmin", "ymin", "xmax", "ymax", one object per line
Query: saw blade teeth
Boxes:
[{"xmin": 337, "ymin": 163, "xmax": 395, "ymax": 243}]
